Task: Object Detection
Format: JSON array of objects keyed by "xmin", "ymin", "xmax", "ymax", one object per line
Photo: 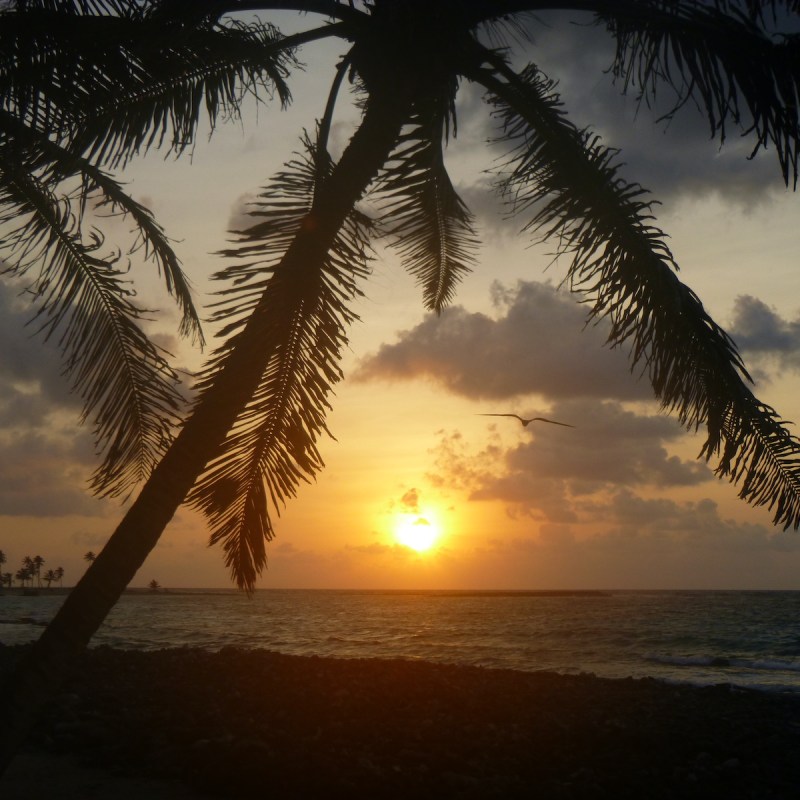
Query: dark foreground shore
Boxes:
[{"xmin": 2, "ymin": 646, "xmax": 800, "ymax": 799}]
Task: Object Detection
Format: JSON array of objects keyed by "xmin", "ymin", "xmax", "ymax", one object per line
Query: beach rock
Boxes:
[{"xmin": 4, "ymin": 646, "xmax": 800, "ymax": 799}]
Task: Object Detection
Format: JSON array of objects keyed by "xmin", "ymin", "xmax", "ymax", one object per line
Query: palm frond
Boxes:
[
  {"xmin": 11, "ymin": 1, "xmax": 137, "ymax": 14},
  {"xmin": 377, "ymin": 110, "xmax": 477, "ymax": 313},
  {"xmin": 471, "ymin": 55, "xmax": 800, "ymax": 529},
  {"xmin": 710, "ymin": 1, "xmax": 800, "ymax": 22},
  {"xmin": 477, "ymin": 9, "xmax": 538, "ymax": 49},
  {"xmin": 190, "ymin": 132, "xmax": 374, "ymax": 590},
  {"xmin": 469, "ymin": 1, "xmax": 800, "ymax": 30},
  {"xmin": 0, "ymin": 109, "xmax": 202, "ymax": 343},
  {"xmin": 0, "ymin": 5, "xmax": 309, "ymax": 168},
  {"xmin": 73, "ymin": 14, "xmax": 303, "ymax": 168},
  {"xmin": 0, "ymin": 158, "xmax": 184, "ymax": 498},
  {"xmin": 0, "ymin": 8, "xmax": 143, "ymax": 136},
  {"xmin": 600, "ymin": 0, "xmax": 800, "ymax": 186}
]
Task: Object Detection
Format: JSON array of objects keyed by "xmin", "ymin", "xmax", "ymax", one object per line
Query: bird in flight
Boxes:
[{"xmin": 478, "ymin": 414, "xmax": 575, "ymax": 428}]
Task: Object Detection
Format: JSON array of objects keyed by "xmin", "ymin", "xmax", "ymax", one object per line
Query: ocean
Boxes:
[{"xmin": 2, "ymin": 589, "xmax": 800, "ymax": 694}]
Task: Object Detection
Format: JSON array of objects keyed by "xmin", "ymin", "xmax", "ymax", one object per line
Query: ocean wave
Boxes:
[
  {"xmin": 0, "ymin": 616, "xmax": 47, "ymax": 627},
  {"xmin": 647, "ymin": 653, "xmax": 800, "ymax": 673},
  {"xmin": 6, "ymin": 590, "xmax": 800, "ymax": 695}
]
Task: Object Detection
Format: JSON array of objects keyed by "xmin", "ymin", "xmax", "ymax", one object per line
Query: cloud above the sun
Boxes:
[
  {"xmin": 354, "ymin": 280, "xmax": 651, "ymax": 402},
  {"xmin": 356, "ymin": 281, "xmax": 800, "ymax": 403}
]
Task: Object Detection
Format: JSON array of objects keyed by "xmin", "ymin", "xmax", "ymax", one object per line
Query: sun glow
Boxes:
[{"xmin": 394, "ymin": 512, "xmax": 440, "ymax": 552}]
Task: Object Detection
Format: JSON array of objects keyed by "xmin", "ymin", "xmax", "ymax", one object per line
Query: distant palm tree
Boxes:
[
  {"xmin": 43, "ymin": 570, "xmax": 57, "ymax": 590},
  {"xmin": 2, "ymin": 0, "xmax": 800, "ymax": 775},
  {"xmin": 147, "ymin": 579, "xmax": 161, "ymax": 592},
  {"xmin": 31, "ymin": 556, "xmax": 44, "ymax": 588},
  {"xmin": 1, "ymin": 573, "xmax": 12, "ymax": 590},
  {"xmin": 14, "ymin": 568, "xmax": 31, "ymax": 589},
  {"xmin": 83, "ymin": 552, "xmax": 96, "ymax": 564},
  {"xmin": 54, "ymin": 567, "xmax": 65, "ymax": 588}
]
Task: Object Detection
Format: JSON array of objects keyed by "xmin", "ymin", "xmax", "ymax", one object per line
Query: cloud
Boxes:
[
  {"xmin": 400, "ymin": 488, "xmax": 419, "ymax": 512},
  {"xmin": 484, "ymin": 10, "xmax": 785, "ymax": 208},
  {"xmin": 225, "ymin": 192, "xmax": 262, "ymax": 234},
  {"xmin": 346, "ymin": 542, "xmax": 417, "ymax": 559},
  {"xmin": 729, "ymin": 294, "xmax": 800, "ymax": 371},
  {"xmin": 0, "ymin": 282, "xmax": 81, "ymax": 425},
  {"xmin": 501, "ymin": 399, "xmax": 710, "ymax": 489},
  {"xmin": 0, "ymin": 264, "xmax": 197, "ymax": 518},
  {"xmin": 354, "ymin": 278, "xmax": 800, "ymax": 549},
  {"xmin": 0, "ymin": 281, "xmax": 109, "ymax": 516},
  {"xmin": 355, "ymin": 280, "xmax": 651, "ymax": 402},
  {"xmin": 70, "ymin": 528, "xmax": 112, "ymax": 549},
  {"xmin": 417, "ymin": 391, "xmax": 800, "ymax": 586},
  {"xmin": 0, "ymin": 431, "xmax": 106, "ymax": 517},
  {"xmin": 429, "ymin": 398, "xmax": 710, "ymax": 523},
  {"xmin": 467, "ymin": 501, "xmax": 795, "ymax": 589}
]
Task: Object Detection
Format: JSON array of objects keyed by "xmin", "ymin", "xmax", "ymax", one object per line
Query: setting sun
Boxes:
[{"xmin": 394, "ymin": 513, "xmax": 440, "ymax": 552}]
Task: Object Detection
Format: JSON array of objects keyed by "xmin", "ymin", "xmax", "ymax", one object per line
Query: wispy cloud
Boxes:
[
  {"xmin": 429, "ymin": 397, "xmax": 710, "ymax": 521},
  {"xmin": 729, "ymin": 294, "xmax": 800, "ymax": 372}
]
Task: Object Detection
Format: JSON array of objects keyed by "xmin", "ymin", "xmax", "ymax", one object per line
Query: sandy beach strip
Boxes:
[{"xmin": 2, "ymin": 645, "xmax": 800, "ymax": 798}]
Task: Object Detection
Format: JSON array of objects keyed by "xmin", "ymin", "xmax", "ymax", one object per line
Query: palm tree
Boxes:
[
  {"xmin": 2, "ymin": 0, "xmax": 800, "ymax": 774},
  {"xmin": 83, "ymin": 551, "xmax": 96, "ymax": 564},
  {"xmin": 14, "ymin": 567, "xmax": 31, "ymax": 589},
  {"xmin": 43, "ymin": 570, "xmax": 57, "ymax": 590},
  {"xmin": 147, "ymin": 579, "xmax": 161, "ymax": 592},
  {"xmin": 1, "ymin": 573, "xmax": 12, "ymax": 590},
  {"xmin": 31, "ymin": 556, "xmax": 44, "ymax": 588},
  {"xmin": 20, "ymin": 556, "xmax": 34, "ymax": 582},
  {"xmin": 54, "ymin": 567, "xmax": 65, "ymax": 588}
]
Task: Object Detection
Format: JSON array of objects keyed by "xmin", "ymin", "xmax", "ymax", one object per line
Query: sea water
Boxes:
[{"xmin": 2, "ymin": 589, "xmax": 800, "ymax": 693}]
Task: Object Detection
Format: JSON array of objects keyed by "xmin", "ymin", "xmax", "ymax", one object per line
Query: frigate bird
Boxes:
[{"xmin": 478, "ymin": 414, "xmax": 574, "ymax": 428}]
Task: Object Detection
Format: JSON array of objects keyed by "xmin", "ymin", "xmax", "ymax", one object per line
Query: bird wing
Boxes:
[
  {"xmin": 531, "ymin": 417, "xmax": 575, "ymax": 428},
  {"xmin": 478, "ymin": 414, "xmax": 574, "ymax": 428}
]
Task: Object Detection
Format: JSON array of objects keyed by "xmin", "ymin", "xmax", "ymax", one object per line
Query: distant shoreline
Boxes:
[
  {"xmin": 0, "ymin": 587, "xmax": 613, "ymax": 600},
  {"xmin": 3, "ymin": 587, "xmax": 799, "ymax": 597},
  {"xmin": 0, "ymin": 587, "xmax": 169, "ymax": 597}
]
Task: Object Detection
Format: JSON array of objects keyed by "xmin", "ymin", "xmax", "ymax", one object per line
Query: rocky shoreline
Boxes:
[{"xmin": 3, "ymin": 645, "xmax": 800, "ymax": 798}]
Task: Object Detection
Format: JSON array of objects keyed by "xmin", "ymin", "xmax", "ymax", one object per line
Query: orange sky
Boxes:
[{"xmin": 3, "ymin": 10, "xmax": 800, "ymax": 590}]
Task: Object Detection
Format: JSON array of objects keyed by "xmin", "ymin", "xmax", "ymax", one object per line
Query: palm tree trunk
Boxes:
[{"xmin": 0, "ymin": 90, "xmax": 411, "ymax": 775}]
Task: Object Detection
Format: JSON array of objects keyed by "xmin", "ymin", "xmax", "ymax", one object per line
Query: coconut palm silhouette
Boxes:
[{"xmin": 2, "ymin": 0, "xmax": 800, "ymax": 773}]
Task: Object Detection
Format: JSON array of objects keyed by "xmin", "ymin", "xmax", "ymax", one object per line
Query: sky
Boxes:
[{"xmin": 3, "ymin": 8, "xmax": 800, "ymax": 590}]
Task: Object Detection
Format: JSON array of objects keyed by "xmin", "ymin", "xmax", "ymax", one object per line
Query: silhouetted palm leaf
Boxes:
[
  {"xmin": 472, "ymin": 57, "xmax": 800, "ymax": 528},
  {"xmin": 71, "ymin": 16, "xmax": 305, "ymax": 168},
  {"xmin": 378, "ymin": 109, "xmax": 478, "ymax": 312},
  {"xmin": 0, "ymin": 108, "xmax": 202, "ymax": 340},
  {"xmin": 601, "ymin": 1, "xmax": 800, "ymax": 186},
  {"xmin": 0, "ymin": 5, "xmax": 305, "ymax": 168},
  {"xmin": 190, "ymin": 132, "xmax": 374, "ymax": 588},
  {"xmin": 0, "ymin": 4, "xmax": 144, "ymax": 137},
  {"xmin": 0, "ymin": 159, "xmax": 183, "ymax": 496},
  {"xmin": 0, "ymin": 0, "xmax": 319, "ymax": 497}
]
